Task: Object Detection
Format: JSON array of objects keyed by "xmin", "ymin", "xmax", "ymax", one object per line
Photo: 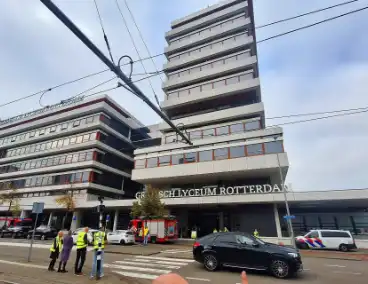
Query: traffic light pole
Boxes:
[{"xmin": 40, "ymin": 0, "xmax": 192, "ymax": 146}]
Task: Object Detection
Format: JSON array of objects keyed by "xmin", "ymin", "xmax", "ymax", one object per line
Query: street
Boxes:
[{"xmin": 0, "ymin": 241, "xmax": 367, "ymax": 284}]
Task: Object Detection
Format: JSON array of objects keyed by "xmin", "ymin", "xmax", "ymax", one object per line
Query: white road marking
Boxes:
[
  {"xmin": 325, "ymin": 264, "xmax": 346, "ymax": 268},
  {"xmin": 125, "ymin": 258, "xmax": 189, "ymax": 266},
  {"xmin": 161, "ymin": 250, "xmax": 192, "ymax": 254},
  {"xmin": 1, "ymin": 281, "xmax": 22, "ymax": 284},
  {"xmin": 114, "ymin": 260, "xmax": 181, "ymax": 269},
  {"xmin": 0, "ymin": 259, "xmax": 46, "ymax": 269},
  {"xmin": 135, "ymin": 255, "xmax": 195, "ymax": 262},
  {"xmin": 186, "ymin": 277, "xmax": 211, "ymax": 281},
  {"xmin": 332, "ymin": 271, "xmax": 362, "ymax": 275},
  {"xmin": 105, "ymin": 263, "xmax": 170, "ymax": 274},
  {"xmin": 113, "ymin": 270, "xmax": 158, "ymax": 280}
]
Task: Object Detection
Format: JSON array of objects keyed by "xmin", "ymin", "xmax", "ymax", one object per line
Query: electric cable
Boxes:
[
  {"xmin": 256, "ymin": 0, "xmax": 359, "ymax": 29},
  {"xmin": 114, "ymin": 0, "xmax": 162, "ymax": 108},
  {"xmin": 93, "ymin": 0, "xmax": 115, "ymax": 64},
  {"xmin": 38, "ymin": 89, "xmax": 52, "ymax": 107}
]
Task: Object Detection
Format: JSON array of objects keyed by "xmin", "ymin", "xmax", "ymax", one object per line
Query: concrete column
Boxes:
[
  {"xmin": 70, "ymin": 211, "xmax": 82, "ymax": 231},
  {"xmin": 20, "ymin": 210, "xmax": 29, "ymax": 218},
  {"xmin": 273, "ymin": 204, "xmax": 282, "ymax": 238},
  {"xmin": 113, "ymin": 210, "xmax": 119, "ymax": 231},
  {"xmin": 219, "ymin": 212, "xmax": 224, "ymax": 231},
  {"xmin": 47, "ymin": 212, "xmax": 53, "ymax": 227}
]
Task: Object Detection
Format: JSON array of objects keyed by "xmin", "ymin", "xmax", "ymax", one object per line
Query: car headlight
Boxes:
[{"xmin": 288, "ymin": 253, "xmax": 298, "ymax": 258}]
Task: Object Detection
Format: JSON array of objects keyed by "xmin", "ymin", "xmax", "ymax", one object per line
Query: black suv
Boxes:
[
  {"xmin": 27, "ymin": 225, "xmax": 58, "ymax": 240},
  {"xmin": 193, "ymin": 232, "xmax": 303, "ymax": 278}
]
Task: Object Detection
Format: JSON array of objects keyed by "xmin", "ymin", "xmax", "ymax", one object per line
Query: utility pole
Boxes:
[{"xmin": 40, "ymin": 0, "xmax": 192, "ymax": 146}]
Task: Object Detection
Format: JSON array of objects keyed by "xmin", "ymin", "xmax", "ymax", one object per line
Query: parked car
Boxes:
[
  {"xmin": 193, "ymin": 232, "xmax": 303, "ymax": 279},
  {"xmin": 71, "ymin": 228, "xmax": 98, "ymax": 245},
  {"xmin": 27, "ymin": 225, "xmax": 58, "ymax": 240},
  {"xmin": 107, "ymin": 230, "xmax": 135, "ymax": 245},
  {"xmin": 5, "ymin": 221, "xmax": 33, "ymax": 238},
  {"xmin": 295, "ymin": 229, "xmax": 357, "ymax": 252}
]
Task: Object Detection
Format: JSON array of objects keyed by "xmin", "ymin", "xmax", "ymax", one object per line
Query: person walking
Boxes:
[
  {"xmin": 253, "ymin": 229, "xmax": 259, "ymax": 238},
  {"xmin": 74, "ymin": 227, "xmax": 89, "ymax": 275},
  {"xmin": 90, "ymin": 226, "xmax": 107, "ymax": 279},
  {"xmin": 48, "ymin": 231, "xmax": 63, "ymax": 271},
  {"xmin": 58, "ymin": 230, "xmax": 73, "ymax": 273},
  {"xmin": 143, "ymin": 223, "xmax": 149, "ymax": 246}
]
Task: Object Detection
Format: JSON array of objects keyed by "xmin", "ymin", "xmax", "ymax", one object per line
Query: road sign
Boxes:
[
  {"xmin": 106, "ymin": 214, "xmax": 110, "ymax": 222},
  {"xmin": 72, "ymin": 215, "xmax": 77, "ymax": 221},
  {"xmin": 283, "ymin": 215, "xmax": 295, "ymax": 219},
  {"xmin": 32, "ymin": 202, "xmax": 44, "ymax": 214}
]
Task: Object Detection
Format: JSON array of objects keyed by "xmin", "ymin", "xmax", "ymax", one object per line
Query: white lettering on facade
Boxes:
[
  {"xmin": 226, "ymin": 187, "xmax": 234, "ymax": 195},
  {"xmin": 256, "ymin": 185, "xmax": 263, "ymax": 193},
  {"xmin": 249, "ymin": 185, "xmax": 255, "ymax": 193}
]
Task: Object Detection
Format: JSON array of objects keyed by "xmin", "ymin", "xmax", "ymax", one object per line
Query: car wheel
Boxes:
[
  {"xmin": 120, "ymin": 239, "xmax": 125, "ymax": 245},
  {"xmin": 203, "ymin": 254, "xmax": 219, "ymax": 271},
  {"xmin": 339, "ymin": 244, "xmax": 348, "ymax": 252},
  {"xmin": 0, "ymin": 233, "xmax": 4, "ymax": 238},
  {"xmin": 270, "ymin": 259, "xmax": 290, "ymax": 278},
  {"xmin": 41, "ymin": 235, "xmax": 46, "ymax": 241}
]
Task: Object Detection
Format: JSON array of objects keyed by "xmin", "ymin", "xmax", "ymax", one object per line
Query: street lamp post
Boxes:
[{"xmin": 274, "ymin": 137, "xmax": 295, "ymax": 248}]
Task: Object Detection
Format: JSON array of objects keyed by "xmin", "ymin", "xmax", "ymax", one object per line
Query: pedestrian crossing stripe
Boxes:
[
  {"xmin": 134, "ymin": 255, "xmax": 195, "ymax": 262},
  {"xmin": 114, "ymin": 260, "xmax": 181, "ymax": 269},
  {"xmin": 105, "ymin": 264, "xmax": 171, "ymax": 274}
]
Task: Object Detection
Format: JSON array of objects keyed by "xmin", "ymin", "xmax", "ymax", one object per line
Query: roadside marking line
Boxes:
[
  {"xmin": 113, "ymin": 270, "xmax": 158, "ymax": 280},
  {"xmin": 0, "ymin": 259, "xmax": 46, "ymax": 269},
  {"xmin": 114, "ymin": 260, "xmax": 181, "ymax": 269},
  {"xmin": 126, "ymin": 258, "xmax": 189, "ymax": 266},
  {"xmin": 325, "ymin": 264, "xmax": 346, "ymax": 268},
  {"xmin": 135, "ymin": 255, "xmax": 195, "ymax": 262},
  {"xmin": 332, "ymin": 271, "xmax": 362, "ymax": 275},
  {"xmin": 303, "ymin": 269, "xmax": 311, "ymax": 271},
  {"xmin": 161, "ymin": 250, "xmax": 192, "ymax": 254},
  {"xmin": 186, "ymin": 277, "xmax": 211, "ymax": 281},
  {"xmin": 1, "ymin": 281, "xmax": 22, "ymax": 284},
  {"xmin": 105, "ymin": 263, "xmax": 171, "ymax": 274}
]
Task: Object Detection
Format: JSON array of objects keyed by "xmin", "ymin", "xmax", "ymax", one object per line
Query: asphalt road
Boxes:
[{"xmin": 0, "ymin": 241, "xmax": 366, "ymax": 284}]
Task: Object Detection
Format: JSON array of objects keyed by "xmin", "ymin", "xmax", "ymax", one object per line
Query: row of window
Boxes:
[
  {"xmin": 168, "ymin": 51, "xmax": 250, "ymax": 80},
  {"xmin": 4, "ymin": 132, "xmax": 98, "ymax": 158},
  {"xmin": 0, "ymin": 114, "xmax": 99, "ymax": 147},
  {"xmin": 0, "ymin": 151, "xmax": 94, "ymax": 174},
  {"xmin": 170, "ymin": 14, "xmax": 246, "ymax": 44},
  {"xmin": 167, "ymin": 71, "xmax": 254, "ymax": 98},
  {"xmin": 165, "ymin": 120, "xmax": 261, "ymax": 144},
  {"xmin": 169, "ymin": 32, "xmax": 248, "ymax": 62},
  {"xmin": 135, "ymin": 141, "xmax": 283, "ymax": 169},
  {"xmin": 0, "ymin": 171, "xmax": 91, "ymax": 190},
  {"xmin": 19, "ymin": 189, "xmax": 82, "ymax": 198}
]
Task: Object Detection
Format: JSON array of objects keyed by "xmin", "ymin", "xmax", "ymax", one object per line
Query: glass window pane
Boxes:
[
  {"xmin": 264, "ymin": 141, "xmax": 283, "ymax": 154},
  {"xmin": 83, "ymin": 134, "xmax": 90, "ymax": 142},
  {"xmin": 158, "ymin": 156, "xmax": 170, "ymax": 166},
  {"xmin": 73, "ymin": 120, "xmax": 81, "ymax": 127},
  {"xmin": 63, "ymin": 138, "xmax": 70, "ymax": 146},
  {"xmin": 135, "ymin": 159, "xmax": 146, "ymax": 169},
  {"xmin": 184, "ymin": 152, "xmax": 197, "ymax": 163},
  {"xmin": 57, "ymin": 140, "xmax": 63, "ymax": 148},
  {"xmin": 216, "ymin": 126, "xmax": 229, "ymax": 136},
  {"xmin": 76, "ymin": 136, "xmax": 83, "ymax": 144},
  {"xmin": 86, "ymin": 152, "xmax": 93, "ymax": 161},
  {"xmin": 146, "ymin": 157, "xmax": 158, "ymax": 168},
  {"xmin": 51, "ymin": 141, "xmax": 58, "ymax": 148},
  {"xmin": 72, "ymin": 155, "xmax": 79, "ymax": 163},
  {"xmin": 199, "ymin": 150, "xmax": 212, "ymax": 162},
  {"xmin": 245, "ymin": 121, "xmax": 260, "ymax": 131},
  {"xmin": 79, "ymin": 152, "xmax": 87, "ymax": 162},
  {"xmin": 214, "ymin": 148, "xmax": 228, "ymax": 160},
  {"xmin": 82, "ymin": 172, "xmax": 89, "ymax": 182},
  {"xmin": 247, "ymin": 144, "xmax": 263, "ymax": 156},
  {"xmin": 172, "ymin": 154, "xmax": 184, "ymax": 165},
  {"xmin": 230, "ymin": 123, "xmax": 244, "ymax": 134},
  {"xmin": 190, "ymin": 130, "xmax": 202, "ymax": 140},
  {"xmin": 59, "ymin": 156, "xmax": 66, "ymax": 165},
  {"xmin": 203, "ymin": 128, "xmax": 215, "ymax": 138},
  {"xmin": 70, "ymin": 137, "xmax": 77, "ymax": 144},
  {"xmin": 230, "ymin": 146, "xmax": 245, "ymax": 158}
]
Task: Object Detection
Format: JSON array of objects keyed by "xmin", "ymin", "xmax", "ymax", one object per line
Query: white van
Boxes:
[{"xmin": 295, "ymin": 229, "xmax": 357, "ymax": 252}]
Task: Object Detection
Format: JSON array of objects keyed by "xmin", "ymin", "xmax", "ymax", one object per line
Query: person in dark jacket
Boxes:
[
  {"xmin": 58, "ymin": 230, "xmax": 73, "ymax": 272},
  {"xmin": 48, "ymin": 231, "xmax": 63, "ymax": 271},
  {"xmin": 74, "ymin": 227, "xmax": 89, "ymax": 275}
]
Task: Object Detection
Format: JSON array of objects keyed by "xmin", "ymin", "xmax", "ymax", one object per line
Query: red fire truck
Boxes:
[{"xmin": 128, "ymin": 216, "xmax": 178, "ymax": 244}]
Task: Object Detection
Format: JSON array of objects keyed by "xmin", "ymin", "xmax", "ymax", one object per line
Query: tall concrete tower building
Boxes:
[{"xmin": 133, "ymin": 0, "xmax": 290, "ymax": 237}]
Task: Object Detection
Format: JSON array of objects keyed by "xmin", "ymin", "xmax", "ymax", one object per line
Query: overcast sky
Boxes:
[{"xmin": 1, "ymin": 0, "xmax": 368, "ymax": 191}]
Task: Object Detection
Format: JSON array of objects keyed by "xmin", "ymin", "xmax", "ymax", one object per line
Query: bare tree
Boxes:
[
  {"xmin": 55, "ymin": 186, "xmax": 76, "ymax": 230},
  {"xmin": 0, "ymin": 184, "xmax": 21, "ymax": 229}
]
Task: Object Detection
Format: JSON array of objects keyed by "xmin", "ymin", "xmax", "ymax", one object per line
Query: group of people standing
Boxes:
[{"xmin": 48, "ymin": 226, "xmax": 107, "ymax": 279}]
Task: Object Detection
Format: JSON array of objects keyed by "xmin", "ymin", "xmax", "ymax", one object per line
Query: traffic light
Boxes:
[{"xmin": 96, "ymin": 204, "xmax": 105, "ymax": 213}]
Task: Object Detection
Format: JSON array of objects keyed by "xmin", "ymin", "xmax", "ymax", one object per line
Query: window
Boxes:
[
  {"xmin": 50, "ymin": 126, "xmax": 56, "ymax": 133},
  {"xmin": 135, "ymin": 159, "xmax": 146, "ymax": 169},
  {"xmin": 246, "ymin": 144, "xmax": 263, "ymax": 156},
  {"xmin": 190, "ymin": 131, "xmax": 202, "ymax": 140},
  {"xmin": 172, "ymin": 154, "xmax": 184, "ymax": 165},
  {"xmin": 83, "ymin": 134, "xmax": 90, "ymax": 142},
  {"xmin": 63, "ymin": 138, "xmax": 70, "ymax": 147},
  {"xmin": 306, "ymin": 231, "xmax": 319, "ymax": 238},
  {"xmin": 51, "ymin": 141, "xmax": 58, "ymax": 149},
  {"xmin": 184, "ymin": 152, "xmax": 197, "ymax": 163},
  {"xmin": 73, "ymin": 120, "xmax": 81, "ymax": 127},
  {"xmin": 29, "ymin": 132, "xmax": 36, "ymax": 138},
  {"xmin": 245, "ymin": 121, "xmax": 260, "ymax": 131},
  {"xmin": 76, "ymin": 136, "xmax": 83, "ymax": 144},
  {"xmin": 199, "ymin": 150, "xmax": 212, "ymax": 162},
  {"xmin": 86, "ymin": 116, "xmax": 94, "ymax": 124},
  {"xmin": 82, "ymin": 172, "xmax": 89, "ymax": 182},
  {"xmin": 70, "ymin": 137, "xmax": 77, "ymax": 144},
  {"xmin": 230, "ymin": 123, "xmax": 244, "ymax": 134},
  {"xmin": 264, "ymin": 141, "xmax": 283, "ymax": 154},
  {"xmin": 40, "ymin": 143, "xmax": 46, "ymax": 151},
  {"xmin": 65, "ymin": 155, "xmax": 73, "ymax": 164},
  {"xmin": 57, "ymin": 140, "xmax": 63, "ymax": 148},
  {"xmin": 235, "ymin": 235, "xmax": 255, "ymax": 245},
  {"xmin": 215, "ymin": 234, "xmax": 235, "ymax": 244},
  {"xmin": 39, "ymin": 129, "xmax": 45, "ymax": 136},
  {"xmin": 79, "ymin": 152, "xmax": 87, "ymax": 162},
  {"xmin": 216, "ymin": 126, "xmax": 229, "ymax": 136},
  {"xmin": 146, "ymin": 158, "xmax": 158, "ymax": 168},
  {"xmin": 59, "ymin": 156, "xmax": 66, "ymax": 164},
  {"xmin": 86, "ymin": 152, "xmax": 93, "ymax": 161},
  {"xmin": 320, "ymin": 231, "xmax": 350, "ymax": 238},
  {"xmin": 214, "ymin": 148, "xmax": 228, "ymax": 160},
  {"xmin": 230, "ymin": 146, "xmax": 245, "ymax": 158},
  {"xmin": 61, "ymin": 123, "xmax": 68, "ymax": 130},
  {"xmin": 46, "ymin": 142, "xmax": 52, "ymax": 150},
  {"xmin": 159, "ymin": 156, "xmax": 170, "ymax": 167},
  {"xmin": 203, "ymin": 128, "xmax": 215, "ymax": 138},
  {"xmin": 74, "ymin": 172, "xmax": 83, "ymax": 183}
]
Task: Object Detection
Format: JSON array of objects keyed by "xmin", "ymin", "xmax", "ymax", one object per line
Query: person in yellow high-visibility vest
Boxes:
[
  {"xmin": 143, "ymin": 224, "xmax": 150, "ymax": 246},
  {"xmin": 224, "ymin": 227, "xmax": 229, "ymax": 232},
  {"xmin": 90, "ymin": 226, "xmax": 107, "ymax": 279},
  {"xmin": 253, "ymin": 229, "xmax": 259, "ymax": 238},
  {"xmin": 48, "ymin": 231, "xmax": 63, "ymax": 271},
  {"xmin": 213, "ymin": 228, "xmax": 218, "ymax": 233},
  {"xmin": 74, "ymin": 227, "xmax": 89, "ymax": 275}
]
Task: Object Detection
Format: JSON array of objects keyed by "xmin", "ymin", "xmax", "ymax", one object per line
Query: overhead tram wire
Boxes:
[
  {"xmin": 93, "ymin": 0, "xmax": 115, "ymax": 64},
  {"xmin": 4, "ymin": 2, "xmax": 367, "ymax": 110},
  {"xmin": 255, "ymin": 0, "xmax": 360, "ymax": 29},
  {"xmin": 114, "ymin": 0, "xmax": 162, "ymax": 108},
  {"xmin": 122, "ymin": 0, "xmax": 165, "ymax": 84}
]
